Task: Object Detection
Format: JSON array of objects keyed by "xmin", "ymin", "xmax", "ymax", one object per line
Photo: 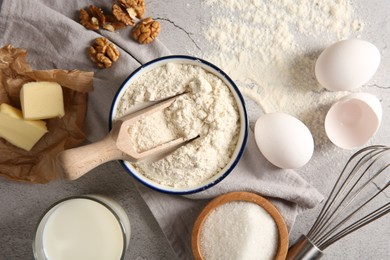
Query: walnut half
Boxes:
[
  {"xmin": 131, "ymin": 18, "xmax": 160, "ymax": 44},
  {"xmin": 80, "ymin": 4, "xmax": 127, "ymax": 32},
  {"xmin": 119, "ymin": 0, "xmax": 145, "ymax": 19},
  {"xmin": 112, "ymin": 3, "xmax": 134, "ymax": 26},
  {"xmin": 80, "ymin": 8, "xmax": 99, "ymax": 30},
  {"xmin": 88, "ymin": 37, "xmax": 120, "ymax": 68}
]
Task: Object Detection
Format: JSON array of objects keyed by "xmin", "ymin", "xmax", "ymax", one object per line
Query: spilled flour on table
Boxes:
[{"xmin": 190, "ymin": 0, "xmax": 364, "ymax": 145}]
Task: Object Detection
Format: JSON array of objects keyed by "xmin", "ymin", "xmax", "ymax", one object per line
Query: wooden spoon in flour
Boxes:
[{"xmin": 57, "ymin": 93, "xmax": 187, "ymax": 181}]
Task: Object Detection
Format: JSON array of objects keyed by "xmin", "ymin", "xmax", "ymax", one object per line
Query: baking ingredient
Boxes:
[
  {"xmin": 79, "ymin": 1, "xmax": 159, "ymax": 44},
  {"xmin": 200, "ymin": 201, "xmax": 278, "ymax": 260},
  {"xmin": 191, "ymin": 0, "xmax": 364, "ymax": 145},
  {"xmin": 118, "ymin": 0, "xmax": 145, "ymax": 19},
  {"xmin": 131, "ymin": 17, "xmax": 161, "ymax": 44},
  {"xmin": 115, "ymin": 62, "xmax": 239, "ymax": 188},
  {"xmin": 79, "ymin": 1, "xmax": 143, "ymax": 32},
  {"xmin": 84, "ymin": 5, "xmax": 106, "ymax": 30},
  {"xmin": 315, "ymin": 39, "xmax": 381, "ymax": 91},
  {"xmin": 79, "ymin": 1, "xmax": 149, "ymax": 34},
  {"xmin": 113, "ymin": 0, "xmax": 146, "ymax": 26},
  {"xmin": 20, "ymin": 81, "xmax": 65, "ymax": 120},
  {"xmin": 254, "ymin": 113, "xmax": 314, "ymax": 169},
  {"xmin": 128, "ymin": 110, "xmax": 176, "ymax": 153},
  {"xmin": 40, "ymin": 198, "xmax": 125, "ymax": 260},
  {"xmin": 79, "ymin": 7, "xmax": 100, "ymax": 30},
  {"xmin": 82, "ymin": 4, "xmax": 127, "ymax": 32},
  {"xmin": 0, "ymin": 103, "xmax": 48, "ymax": 151},
  {"xmin": 88, "ymin": 37, "xmax": 120, "ymax": 68},
  {"xmin": 325, "ymin": 93, "xmax": 382, "ymax": 149},
  {"xmin": 0, "ymin": 44, "xmax": 94, "ymax": 183},
  {"xmin": 112, "ymin": 3, "xmax": 135, "ymax": 26}
]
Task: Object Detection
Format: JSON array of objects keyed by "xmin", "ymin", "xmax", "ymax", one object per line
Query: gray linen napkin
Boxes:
[{"xmin": 0, "ymin": 1, "xmax": 323, "ymax": 259}]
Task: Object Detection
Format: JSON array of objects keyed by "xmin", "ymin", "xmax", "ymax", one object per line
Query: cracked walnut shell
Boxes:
[
  {"xmin": 88, "ymin": 37, "xmax": 120, "ymax": 68},
  {"xmin": 131, "ymin": 18, "xmax": 160, "ymax": 44}
]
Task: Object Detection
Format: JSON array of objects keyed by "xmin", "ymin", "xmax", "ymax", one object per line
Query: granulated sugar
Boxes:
[
  {"xmin": 191, "ymin": 0, "xmax": 363, "ymax": 145},
  {"xmin": 115, "ymin": 63, "xmax": 240, "ymax": 188},
  {"xmin": 200, "ymin": 201, "xmax": 279, "ymax": 260}
]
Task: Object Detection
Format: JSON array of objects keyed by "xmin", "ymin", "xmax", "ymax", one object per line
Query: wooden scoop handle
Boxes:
[{"xmin": 57, "ymin": 134, "xmax": 126, "ymax": 180}]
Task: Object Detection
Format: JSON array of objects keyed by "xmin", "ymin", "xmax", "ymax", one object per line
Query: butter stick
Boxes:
[
  {"xmin": 20, "ymin": 81, "xmax": 65, "ymax": 120},
  {"xmin": 0, "ymin": 103, "xmax": 48, "ymax": 151}
]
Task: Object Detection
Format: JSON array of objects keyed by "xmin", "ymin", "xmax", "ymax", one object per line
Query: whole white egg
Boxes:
[
  {"xmin": 315, "ymin": 39, "xmax": 380, "ymax": 91},
  {"xmin": 254, "ymin": 113, "xmax": 314, "ymax": 169}
]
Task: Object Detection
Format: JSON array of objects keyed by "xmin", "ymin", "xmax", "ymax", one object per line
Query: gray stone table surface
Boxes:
[{"xmin": 0, "ymin": 0, "xmax": 389, "ymax": 260}]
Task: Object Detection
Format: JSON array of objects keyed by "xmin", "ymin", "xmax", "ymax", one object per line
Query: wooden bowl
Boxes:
[{"xmin": 191, "ymin": 191, "xmax": 289, "ymax": 260}]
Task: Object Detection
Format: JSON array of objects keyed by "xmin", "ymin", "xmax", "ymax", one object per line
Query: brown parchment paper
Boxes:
[{"xmin": 0, "ymin": 45, "xmax": 94, "ymax": 183}]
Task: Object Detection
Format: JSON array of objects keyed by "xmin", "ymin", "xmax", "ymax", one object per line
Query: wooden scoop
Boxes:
[{"xmin": 57, "ymin": 93, "xmax": 187, "ymax": 181}]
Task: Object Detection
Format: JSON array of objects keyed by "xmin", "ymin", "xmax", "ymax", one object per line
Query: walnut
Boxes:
[
  {"xmin": 80, "ymin": 4, "xmax": 128, "ymax": 32},
  {"xmin": 131, "ymin": 18, "xmax": 160, "ymax": 44},
  {"xmin": 88, "ymin": 37, "xmax": 120, "ymax": 68},
  {"xmin": 119, "ymin": 0, "xmax": 145, "ymax": 19},
  {"xmin": 104, "ymin": 15, "xmax": 127, "ymax": 31},
  {"xmin": 96, "ymin": 53, "xmax": 113, "ymax": 68},
  {"xmin": 80, "ymin": 5, "xmax": 107, "ymax": 30},
  {"xmin": 88, "ymin": 5, "xmax": 106, "ymax": 25},
  {"xmin": 104, "ymin": 21, "xmax": 127, "ymax": 31},
  {"xmin": 79, "ymin": 2, "xmax": 158, "ymax": 37},
  {"xmin": 102, "ymin": 23, "xmax": 116, "ymax": 32},
  {"xmin": 79, "ymin": 8, "xmax": 99, "ymax": 30},
  {"xmin": 106, "ymin": 44, "xmax": 120, "ymax": 62},
  {"xmin": 112, "ymin": 4, "xmax": 134, "ymax": 26}
]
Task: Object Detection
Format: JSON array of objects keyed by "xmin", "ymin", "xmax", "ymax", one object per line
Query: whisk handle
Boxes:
[{"xmin": 287, "ymin": 235, "xmax": 323, "ymax": 260}]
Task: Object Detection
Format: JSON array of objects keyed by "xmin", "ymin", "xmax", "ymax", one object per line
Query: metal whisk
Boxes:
[{"xmin": 287, "ymin": 145, "xmax": 390, "ymax": 260}]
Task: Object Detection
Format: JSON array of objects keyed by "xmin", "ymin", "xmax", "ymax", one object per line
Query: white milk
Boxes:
[{"xmin": 34, "ymin": 196, "xmax": 130, "ymax": 260}]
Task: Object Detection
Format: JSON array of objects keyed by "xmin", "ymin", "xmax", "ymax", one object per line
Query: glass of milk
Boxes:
[{"xmin": 33, "ymin": 195, "xmax": 131, "ymax": 260}]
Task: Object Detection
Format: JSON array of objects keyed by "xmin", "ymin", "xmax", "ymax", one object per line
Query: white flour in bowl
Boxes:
[{"xmin": 115, "ymin": 63, "xmax": 240, "ymax": 188}]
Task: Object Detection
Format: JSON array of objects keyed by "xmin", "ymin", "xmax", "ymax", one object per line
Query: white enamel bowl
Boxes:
[{"xmin": 109, "ymin": 55, "xmax": 248, "ymax": 195}]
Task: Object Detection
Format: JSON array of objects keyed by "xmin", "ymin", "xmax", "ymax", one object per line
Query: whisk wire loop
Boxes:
[
  {"xmin": 307, "ymin": 146, "xmax": 381, "ymax": 239},
  {"xmin": 321, "ymin": 197, "xmax": 390, "ymax": 249},
  {"xmin": 318, "ymin": 181, "xmax": 389, "ymax": 249},
  {"xmin": 305, "ymin": 145, "xmax": 390, "ymax": 250},
  {"xmin": 315, "ymin": 161, "xmax": 390, "ymax": 247}
]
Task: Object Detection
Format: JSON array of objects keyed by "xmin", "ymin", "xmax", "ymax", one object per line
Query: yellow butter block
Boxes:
[
  {"xmin": 20, "ymin": 81, "xmax": 65, "ymax": 120},
  {"xmin": 0, "ymin": 103, "xmax": 48, "ymax": 151}
]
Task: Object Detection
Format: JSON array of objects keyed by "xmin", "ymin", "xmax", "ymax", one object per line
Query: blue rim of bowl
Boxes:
[{"xmin": 109, "ymin": 55, "xmax": 249, "ymax": 195}]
